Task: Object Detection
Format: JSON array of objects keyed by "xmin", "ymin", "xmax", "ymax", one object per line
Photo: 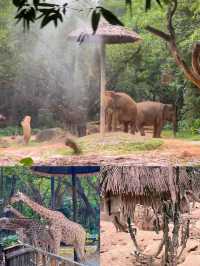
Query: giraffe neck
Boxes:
[
  {"xmin": 9, "ymin": 207, "xmax": 25, "ymax": 218},
  {"xmin": 9, "ymin": 218, "xmax": 32, "ymax": 227},
  {"xmin": 21, "ymin": 196, "xmax": 55, "ymax": 220}
]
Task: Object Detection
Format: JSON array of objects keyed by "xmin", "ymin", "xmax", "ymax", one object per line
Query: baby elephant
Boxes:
[{"xmin": 136, "ymin": 101, "xmax": 176, "ymax": 138}]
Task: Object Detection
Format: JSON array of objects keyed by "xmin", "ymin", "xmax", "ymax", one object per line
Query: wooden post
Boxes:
[
  {"xmin": 100, "ymin": 43, "xmax": 106, "ymax": 136},
  {"xmin": 72, "ymin": 169, "xmax": 78, "ymax": 261},
  {"xmin": 51, "ymin": 176, "xmax": 55, "ymax": 210}
]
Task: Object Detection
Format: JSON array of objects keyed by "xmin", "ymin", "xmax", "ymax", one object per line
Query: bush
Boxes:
[
  {"xmin": 0, "ymin": 126, "xmax": 40, "ymax": 137},
  {"xmin": 0, "ymin": 126, "xmax": 22, "ymax": 136},
  {"xmin": 179, "ymin": 119, "xmax": 200, "ymax": 135}
]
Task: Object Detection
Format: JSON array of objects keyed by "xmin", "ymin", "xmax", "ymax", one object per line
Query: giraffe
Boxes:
[
  {"xmin": 10, "ymin": 192, "xmax": 86, "ymax": 261},
  {"xmin": 1, "ymin": 207, "xmax": 54, "ymax": 252},
  {"xmin": 0, "ymin": 217, "xmax": 54, "ymax": 266}
]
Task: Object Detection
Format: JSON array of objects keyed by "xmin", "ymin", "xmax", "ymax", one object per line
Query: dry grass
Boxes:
[{"xmin": 57, "ymin": 132, "xmax": 163, "ymax": 156}]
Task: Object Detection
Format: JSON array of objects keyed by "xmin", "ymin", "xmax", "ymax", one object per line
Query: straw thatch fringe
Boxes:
[{"xmin": 100, "ymin": 166, "xmax": 200, "ymax": 217}]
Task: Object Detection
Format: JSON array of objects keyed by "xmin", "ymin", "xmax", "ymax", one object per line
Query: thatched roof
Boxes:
[
  {"xmin": 68, "ymin": 21, "xmax": 142, "ymax": 44},
  {"xmin": 100, "ymin": 166, "xmax": 200, "ymax": 216}
]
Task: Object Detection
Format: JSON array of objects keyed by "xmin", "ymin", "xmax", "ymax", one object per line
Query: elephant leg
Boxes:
[
  {"xmin": 123, "ymin": 122, "xmax": 129, "ymax": 133},
  {"xmin": 112, "ymin": 111, "xmax": 118, "ymax": 131},
  {"xmin": 154, "ymin": 122, "xmax": 162, "ymax": 138},
  {"xmin": 157, "ymin": 125, "xmax": 163, "ymax": 138},
  {"xmin": 106, "ymin": 111, "xmax": 112, "ymax": 132},
  {"xmin": 153, "ymin": 125, "xmax": 157, "ymax": 138},
  {"xmin": 139, "ymin": 125, "xmax": 145, "ymax": 136},
  {"xmin": 130, "ymin": 122, "xmax": 136, "ymax": 134}
]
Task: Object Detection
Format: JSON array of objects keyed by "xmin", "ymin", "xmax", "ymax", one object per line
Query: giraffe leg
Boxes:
[
  {"xmin": 74, "ymin": 241, "xmax": 86, "ymax": 262},
  {"xmin": 50, "ymin": 225, "xmax": 62, "ymax": 255}
]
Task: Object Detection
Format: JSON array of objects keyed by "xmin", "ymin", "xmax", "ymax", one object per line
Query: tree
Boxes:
[
  {"xmin": 12, "ymin": 0, "xmax": 163, "ymax": 31},
  {"xmin": 12, "ymin": 0, "xmax": 200, "ymax": 93},
  {"xmin": 146, "ymin": 0, "xmax": 200, "ymax": 91}
]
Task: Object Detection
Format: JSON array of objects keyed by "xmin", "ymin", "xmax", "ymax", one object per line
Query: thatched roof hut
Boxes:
[{"xmin": 100, "ymin": 166, "xmax": 200, "ymax": 217}]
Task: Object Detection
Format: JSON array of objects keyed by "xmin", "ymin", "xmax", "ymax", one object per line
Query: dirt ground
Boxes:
[
  {"xmin": 100, "ymin": 206, "xmax": 200, "ymax": 266},
  {"xmin": 0, "ymin": 132, "xmax": 200, "ymax": 166}
]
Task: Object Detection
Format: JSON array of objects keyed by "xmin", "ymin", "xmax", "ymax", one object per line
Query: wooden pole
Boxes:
[{"xmin": 100, "ymin": 43, "xmax": 106, "ymax": 136}]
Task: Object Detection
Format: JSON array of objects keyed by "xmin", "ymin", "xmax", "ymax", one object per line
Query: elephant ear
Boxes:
[{"xmin": 162, "ymin": 104, "xmax": 174, "ymax": 120}]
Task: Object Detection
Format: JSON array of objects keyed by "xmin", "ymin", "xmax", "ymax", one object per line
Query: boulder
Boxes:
[{"xmin": 35, "ymin": 128, "xmax": 65, "ymax": 142}]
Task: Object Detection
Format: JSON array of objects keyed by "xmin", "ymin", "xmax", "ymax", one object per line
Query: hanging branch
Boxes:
[{"xmin": 146, "ymin": 0, "xmax": 200, "ymax": 90}]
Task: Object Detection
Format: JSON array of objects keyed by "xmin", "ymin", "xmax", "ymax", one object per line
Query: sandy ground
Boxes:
[
  {"xmin": 100, "ymin": 206, "xmax": 200, "ymax": 266},
  {"xmin": 0, "ymin": 133, "xmax": 200, "ymax": 166}
]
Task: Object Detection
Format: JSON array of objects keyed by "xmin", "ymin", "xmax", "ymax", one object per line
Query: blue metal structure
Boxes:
[{"xmin": 31, "ymin": 166, "xmax": 100, "ymax": 176}]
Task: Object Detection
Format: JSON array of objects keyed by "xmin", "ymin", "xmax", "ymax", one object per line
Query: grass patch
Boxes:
[
  {"xmin": 57, "ymin": 133, "xmax": 163, "ymax": 156},
  {"xmin": 163, "ymin": 130, "xmax": 200, "ymax": 141}
]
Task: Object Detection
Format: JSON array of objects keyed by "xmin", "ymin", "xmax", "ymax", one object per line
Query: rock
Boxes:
[{"xmin": 35, "ymin": 128, "xmax": 66, "ymax": 142}]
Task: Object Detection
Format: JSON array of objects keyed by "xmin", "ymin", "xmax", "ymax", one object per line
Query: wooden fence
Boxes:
[{"xmin": 3, "ymin": 244, "xmax": 87, "ymax": 266}]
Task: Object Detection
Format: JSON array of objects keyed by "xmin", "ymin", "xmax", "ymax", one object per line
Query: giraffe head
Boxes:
[
  {"xmin": 10, "ymin": 192, "xmax": 26, "ymax": 204},
  {"xmin": 0, "ymin": 217, "xmax": 10, "ymax": 226}
]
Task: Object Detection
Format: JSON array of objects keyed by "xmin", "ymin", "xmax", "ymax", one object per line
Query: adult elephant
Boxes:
[
  {"xmin": 104, "ymin": 91, "xmax": 137, "ymax": 134},
  {"xmin": 136, "ymin": 101, "xmax": 176, "ymax": 138}
]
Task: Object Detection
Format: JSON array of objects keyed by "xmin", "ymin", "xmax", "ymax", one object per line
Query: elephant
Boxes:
[
  {"xmin": 136, "ymin": 101, "xmax": 176, "ymax": 138},
  {"xmin": 104, "ymin": 91, "xmax": 137, "ymax": 134}
]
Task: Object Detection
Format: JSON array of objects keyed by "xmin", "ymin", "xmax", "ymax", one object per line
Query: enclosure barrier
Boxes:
[{"xmin": 4, "ymin": 243, "xmax": 88, "ymax": 266}]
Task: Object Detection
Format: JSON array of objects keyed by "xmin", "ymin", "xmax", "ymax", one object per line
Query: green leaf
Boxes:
[
  {"xmin": 91, "ymin": 9, "xmax": 101, "ymax": 33},
  {"xmin": 40, "ymin": 12, "xmax": 63, "ymax": 28},
  {"xmin": 20, "ymin": 157, "xmax": 34, "ymax": 167},
  {"xmin": 100, "ymin": 7, "xmax": 124, "ymax": 26},
  {"xmin": 12, "ymin": 0, "xmax": 26, "ymax": 8},
  {"xmin": 40, "ymin": 14, "xmax": 54, "ymax": 28}
]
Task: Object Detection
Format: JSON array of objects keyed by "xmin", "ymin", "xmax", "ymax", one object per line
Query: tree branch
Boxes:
[
  {"xmin": 145, "ymin": 26, "xmax": 171, "ymax": 42},
  {"xmin": 167, "ymin": 0, "xmax": 177, "ymax": 38},
  {"xmin": 146, "ymin": 0, "xmax": 200, "ymax": 90}
]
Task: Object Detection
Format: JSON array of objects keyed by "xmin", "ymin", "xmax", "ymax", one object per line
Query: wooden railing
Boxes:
[{"xmin": 4, "ymin": 244, "xmax": 87, "ymax": 266}]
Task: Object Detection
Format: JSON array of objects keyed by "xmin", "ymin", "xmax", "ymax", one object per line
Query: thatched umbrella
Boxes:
[{"xmin": 69, "ymin": 21, "xmax": 142, "ymax": 135}]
